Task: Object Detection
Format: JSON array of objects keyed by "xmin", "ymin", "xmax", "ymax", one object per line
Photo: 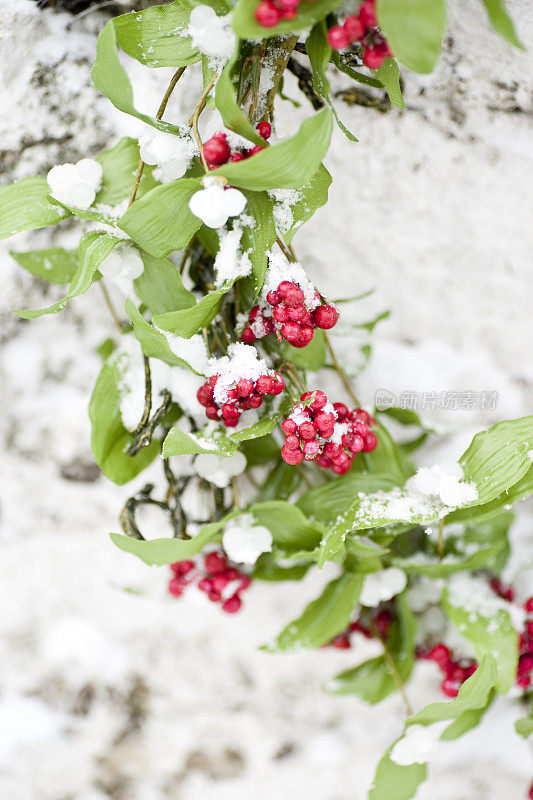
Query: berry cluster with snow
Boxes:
[
  {"xmin": 241, "ymin": 253, "xmax": 339, "ymax": 347},
  {"xmin": 168, "ymin": 551, "xmax": 251, "ymax": 614},
  {"xmin": 196, "ymin": 342, "xmax": 284, "ymax": 427},
  {"xmin": 188, "ymin": 175, "xmax": 247, "ymax": 228},
  {"xmin": 281, "ymin": 392, "xmax": 378, "ymax": 473},
  {"xmin": 254, "ymin": 0, "xmax": 309, "ymax": 28},
  {"xmin": 418, "ymin": 642, "xmax": 478, "ymax": 698},
  {"xmin": 222, "ymin": 514, "xmax": 273, "ymax": 565},
  {"xmin": 138, "ymin": 125, "xmax": 197, "ymax": 183},
  {"xmin": 202, "ymin": 122, "xmax": 271, "ymax": 168},
  {"xmin": 47, "ymin": 158, "xmax": 102, "ymax": 209},
  {"xmin": 327, "ymin": 0, "xmax": 392, "ymax": 70}
]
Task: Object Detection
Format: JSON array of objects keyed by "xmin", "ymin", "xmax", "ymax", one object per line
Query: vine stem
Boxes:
[
  {"xmin": 438, "ymin": 518, "xmax": 444, "ymax": 560},
  {"xmin": 370, "ymin": 621, "xmax": 413, "ymax": 716},
  {"xmin": 324, "ymin": 333, "xmax": 361, "ymax": 407},
  {"xmin": 188, "ymin": 73, "xmax": 218, "ymax": 173},
  {"xmin": 98, "ymin": 281, "xmax": 122, "ymax": 333}
]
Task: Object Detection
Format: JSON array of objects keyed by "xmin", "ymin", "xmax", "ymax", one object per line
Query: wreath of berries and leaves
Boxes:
[{"xmin": 3, "ymin": 0, "xmax": 531, "ymax": 797}]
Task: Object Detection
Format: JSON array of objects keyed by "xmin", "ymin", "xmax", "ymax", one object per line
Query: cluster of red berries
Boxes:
[
  {"xmin": 196, "ymin": 371, "xmax": 284, "ymax": 427},
  {"xmin": 324, "ymin": 608, "xmax": 393, "ymax": 650},
  {"xmin": 254, "ymin": 0, "xmax": 310, "ymax": 28},
  {"xmin": 418, "ymin": 643, "xmax": 478, "ymax": 698},
  {"xmin": 327, "ymin": 0, "xmax": 392, "ymax": 70},
  {"xmin": 168, "ymin": 551, "xmax": 251, "ymax": 614},
  {"xmin": 490, "ymin": 579, "xmax": 533, "ymax": 689},
  {"xmin": 202, "ymin": 122, "xmax": 271, "ymax": 168},
  {"xmin": 281, "ymin": 390, "xmax": 378, "ymax": 474},
  {"xmin": 242, "ymin": 280, "xmax": 339, "ymax": 348}
]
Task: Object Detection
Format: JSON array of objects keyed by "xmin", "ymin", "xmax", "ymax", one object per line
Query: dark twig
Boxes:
[
  {"xmin": 287, "ymin": 57, "xmax": 324, "ymax": 111},
  {"xmin": 126, "ymin": 390, "xmax": 172, "ymax": 456}
]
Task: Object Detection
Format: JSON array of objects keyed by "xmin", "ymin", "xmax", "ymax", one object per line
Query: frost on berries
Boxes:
[
  {"xmin": 47, "ymin": 158, "xmax": 102, "ymax": 209},
  {"xmin": 188, "ymin": 176, "xmax": 247, "ymax": 228}
]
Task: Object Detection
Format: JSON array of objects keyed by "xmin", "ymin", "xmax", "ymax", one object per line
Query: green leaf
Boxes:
[
  {"xmin": 91, "ymin": 20, "xmax": 186, "ymax": 134},
  {"xmin": 215, "ymin": 53, "xmax": 267, "ymax": 146},
  {"xmin": 364, "ymin": 421, "xmax": 415, "ymax": 483},
  {"xmin": 14, "ymin": 232, "xmax": 121, "ymax": 319},
  {"xmin": 447, "ymin": 465, "xmax": 533, "ymax": 525},
  {"xmin": 254, "ymin": 459, "xmax": 301, "ymax": 502},
  {"xmin": 240, "ymin": 434, "xmax": 280, "ymax": 466},
  {"xmin": 229, "ymin": 416, "xmax": 278, "ymax": 444},
  {"xmin": 376, "ymin": 0, "xmax": 447, "ymax": 74},
  {"xmin": 241, "ymin": 191, "xmax": 276, "ymax": 293},
  {"xmin": 392, "ymin": 542, "xmax": 506, "ymax": 578},
  {"xmin": 112, "ymin": 1, "xmax": 202, "ymax": 68},
  {"xmin": 442, "ymin": 582, "xmax": 518, "ymax": 692},
  {"xmin": 515, "ymin": 715, "xmax": 533, "ymax": 739},
  {"xmin": 276, "ymin": 164, "xmax": 332, "ymax": 244},
  {"xmin": 369, "ymin": 753, "xmax": 426, "ymax": 800},
  {"xmin": 372, "ymin": 58, "xmax": 405, "ymax": 110},
  {"xmin": 459, "ymin": 415, "xmax": 533, "ymax": 506},
  {"xmin": 331, "ymin": 51, "xmax": 384, "ymax": 89},
  {"xmin": 154, "ymin": 286, "xmax": 228, "ymax": 337},
  {"xmin": 250, "ymin": 501, "xmax": 323, "ymax": 552},
  {"xmin": 0, "ymin": 177, "xmax": 69, "ymax": 239},
  {"xmin": 109, "ymin": 515, "xmax": 233, "ymax": 566},
  {"xmin": 262, "ymin": 572, "xmax": 364, "ymax": 652},
  {"xmin": 253, "ymin": 553, "xmax": 310, "ymax": 582},
  {"xmin": 10, "ymin": 247, "xmax": 78, "ymax": 284},
  {"xmin": 283, "ymin": 328, "xmax": 326, "ymax": 371},
  {"xmin": 133, "ymin": 252, "xmax": 196, "ymax": 315},
  {"xmin": 232, "ymin": 0, "xmax": 342, "ymax": 39},
  {"xmin": 306, "ymin": 22, "xmax": 358, "ymax": 141},
  {"xmin": 162, "ymin": 427, "xmax": 236, "ymax": 458},
  {"xmin": 89, "ymin": 345, "xmax": 159, "ymax": 484},
  {"xmin": 96, "ymin": 137, "xmax": 157, "ymax": 206},
  {"xmin": 298, "ymin": 472, "xmax": 399, "ymax": 526},
  {"xmin": 213, "ymin": 109, "xmax": 334, "ymax": 191},
  {"xmin": 124, "ymin": 300, "xmax": 204, "ymax": 373},
  {"xmin": 462, "ymin": 512, "xmax": 512, "ymax": 574},
  {"xmin": 326, "ymin": 594, "xmax": 416, "ymax": 703},
  {"xmin": 479, "ymin": 0, "xmax": 523, "ymax": 49},
  {"xmin": 118, "ymin": 178, "xmax": 202, "ymax": 257}
]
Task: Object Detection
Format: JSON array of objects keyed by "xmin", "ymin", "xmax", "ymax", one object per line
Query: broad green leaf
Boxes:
[
  {"xmin": 14, "ymin": 232, "xmax": 121, "ymax": 319},
  {"xmin": 283, "ymin": 329, "xmax": 326, "ymax": 371},
  {"xmin": 479, "ymin": 0, "xmax": 523, "ymax": 49},
  {"xmin": 377, "ymin": 0, "xmax": 447, "ymax": 74},
  {"xmin": 364, "ymin": 421, "xmax": 415, "ymax": 483},
  {"xmin": 369, "ymin": 752, "xmax": 426, "ymax": 800},
  {"xmin": 162, "ymin": 427, "xmax": 236, "ymax": 457},
  {"xmin": 214, "ymin": 109, "xmax": 333, "ymax": 191},
  {"xmin": 118, "ymin": 178, "xmax": 202, "ymax": 257},
  {"xmin": 215, "ymin": 52, "xmax": 267, "ymax": 146},
  {"xmin": 250, "ymin": 501, "xmax": 323, "ymax": 551},
  {"xmin": 10, "ymin": 247, "xmax": 78, "ymax": 284},
  {"xmin": 230, "ymin": 416, "xmax": 278, "ymax": 444},
  {"xmin": 372, "ymin": 58, "xmax": 405, "ymax": 110},
  {"xmin": 392, "ymin": 542, "xmax": 506, "ymax": 578},
  {"xmin": 461, "ymin": 512, "xmax": 512, "ymax": 574},
  {"xmin": 515, "ymin": 715, "xmax": 533, "ymax": 739},
  {"xmin": 232, "ymin": 0, "xmax": 342, "ymax": 39},
  {"xmin": 262, "ymin": 572, "xmax": 364, "ymax": 652},
  {"xmin": 254, "ymin": 459, "xmax": 301, "ymax": 502},
  {"xmin": 109, "ymin": 515, "xmax": 233, "ymax": 566},
  {"xmin": 274, "ymin": 164, "xmax": 332, "ymax": 244},
  {"xmin": 0, "ymin": 177, "xmax": 69, "ymax": 239},
  {"xmin": 133, "ymin": 252, "xmax": 196, "ymax": 315},
  {"xmin": 96, "ymin": 137, "xmax": 157, "ymax": 207},
  {"xmin": 89, "ymin": 346, "xmax": 159, "ymax": 484},
  {"xmin": 306, "ymin": 22, "xmax": 358, "ymax": 141},
  {"xmin": 447, "ymin": 465, "xmax": 533, "ymax": 525},
  {"xmin": 331, "ymin": 51, "xmax": 384, "ymax": 89},
  {"xmin": 240, "ymin": 434, "xmax": 280, "ymax": 466},
  {"xmin": 153, "ymin": 278, "xmax": 238, "ymax": 338},
  {"xmin": 442, "ymin": 581, "xmax": 518, "ymax": 692},
  {"xmin": 124, "ymin": 300, "xmax": 204, "ymax": 374},
  {"xmin": 112, "ymin": 1, "xmax": 201, "ymax": 68},
  {"xmin": 92, "ymin": 20, "xmax": 185, "ymax": 134},
  {"xmin": 459, "ymin": 416, "xmax": 533, "ymax": 506},
  {"xmin": 326, "ymin": 594, "xmax": 416, "ymax": 702},
  {"xmin": 253, "ymin": 553, "xmax": 310, "ymax": 582},
  {"xmin": 241, "ymin": 191, "xmax": 276, "ymax": 293},
  {"xmin": 297, "ymin": 472, "xmax": 399, "ymax": 526}
]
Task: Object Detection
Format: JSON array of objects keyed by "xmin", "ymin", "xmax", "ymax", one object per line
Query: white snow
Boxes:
[
  {"xmin": 359, "ymin": 567, "xmax": 407, "ymax": 607},
  {"xmin": 222, "ymin": 514, "xmax": 273, "ymax": 564},
  {"xmin": 47, "ymin": 158, "xmax": 102, "ymax": 209},
  {"xmin": 391, "ymin": 722, "xmax": 448, "ymax": 766},
  {"xmin": 206, "ymin": 342, "xmax": 271, "ymax": 405},
  {"xmin": 213, "ymin": 221, "xmax": 252, "ymax": 287},
  {"xmin": 261, "ymin": 250, "xmax": 319, "ymax": 310},
  {"xmin": 407, "ymin": 463, "xmax": 478, "ymax": 508},
  {"xmin": 98, "ymin": 241, "xmax": 144, "ymax": 280},
  {"xmin": 189, "ymin": 176, "xmax": 247, "ymax": 229},
  {"xmin": 138, "ymin": 125, "xmax": 197, "ymax": 182},
  {"xmin": 194, "ymin": 451, "xmax": 247, "ymax": 488},
  {"xmin": 187, "ymin": 5, "xmax": 236, "ymax": 64}
]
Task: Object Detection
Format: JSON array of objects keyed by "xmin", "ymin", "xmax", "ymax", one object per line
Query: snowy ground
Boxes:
[{"xmin": 1, "ymin": 0, "xmax": 532, "ymax": 798}]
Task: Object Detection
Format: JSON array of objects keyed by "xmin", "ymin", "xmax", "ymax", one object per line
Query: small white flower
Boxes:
[
  {"xmin": 359, "ymin": 568, "xmax": 407, "ymax": 607},
  {"xmin": 222, "ymin": 514, "xmax": 273, "ymax": 564},
  {"xmin": 189, "ymin": 176, "xmax": 247, "ymax": 229},
  {"xmin": 99, "ymin": 243, "xmax": 144, "ymax": 280},
  {"xmin": 47, "ymin": 158, "xmax": 102, "ymax": 209},
  {"xmin": 188, "ymin": 5, "xmax": 236, "ymax": 60},
  {"xmin": 194, "ymin": 451, "xmax": 247, "ymax": 488}
]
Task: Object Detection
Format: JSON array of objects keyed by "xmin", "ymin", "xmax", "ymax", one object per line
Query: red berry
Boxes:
[
  {"xmin": 303, "ymin": 440, "xmax": 320, "ymax": 459},
  {"xmin": 374, "ymin": 610, "xmax": 392, "ymax": 638},
  {"xmin": 241, "ymin": 326, "xmax": 256, "ymax": 343},
  {"xmin": 278, "ymin": 280, "xmax": 295, "ymax": 297},
  {"xmin": 333, "ymin": 459, "xmax": 352, "ymax": 475},
  {"xmin": 363, "ymin": 432, "xmax": 378, "ymax": 452},
  {"xmin": 287, "ymin": 305, "xmax": 307, "ymax": 322},
  {"xmin": 375, "ymin": 38, "xmax": 393, "ymax": 59},
  {"xmin": 222, "ymin": 402, "xmax": 239, "ymax": 420},
  {"xmin": 270, "ymin": 374, "xmax": 285, "ymax": 395},
  {"xmin": 350, "ymin": 435, "xmax": 365, "ymax": 454},
  {"xmin": 333, "ymin": 402, "xmax": 349, "ymax": 420},
  {"xmin": 225, "ymin": 568, "xmax": 238, "ymax": 581},
  {"xmin": 205, "ymin": 405, "xmax": 220, "ymax": 421},
  {"xmin": 256, "ymin": 375, "xmax": 274, "ymax": 394},
  {"xmin": 256, "ymin": 121, "xmax": 272, "ymax": 139},
  {"xmin": 284, "ymin": 434, "xmax": 301, "ymax": 450},
  {"xmin": 212, "ymin": 573, "xmax": 230, "ymax": 592},
  {"xmin": 315, "ymin": 411, "xmax": 336, "ymax": 434},
  {"xmin": 208, "ymin": 588, "xmax": 222, "ymax": 602},
  {"xmin": 424, "ymin": 643, "xmax": 450, "ymax": 669},
  {"xmin": 281, "ymin": 321, "xmax": 302, "ymax": 345},
  {"xmin": 248, "ymin": 392, "xmax": 263, "ymax": 409},
  {"xmin": 205, "ymin": 552, "xmax": 227, "ymax": 574},
  {"xmin": 316, "ymin": 454, "xmax": 332, "ymax": 469},
  {"xmin": 525, "ymin": 597, "xmax": 533, "ymax": 614},
  {"xmin": 281, "ymin": 445, "xmax": 304, "ymax": 465},
  {"xmin": 441, "ymin": 678, "xmax": 460, "ymax": 698},
  {"xmin": 297, "ymin": 325, "xmax": 314, "ymax": 347},
  {"xmin": 266, "ymin": 290, "xmax": 281, "ymax": 305},
  {"xmin": 273, "ymin": 304, "xmax": 289, "ymax": 323},
  {"xmin": 328, "ymin": 25, "xmax": 349, "ymax": 50},
  {"xmin": 236, "ymin": 378, "xmax": 254, "ymax": 398},
  {"xmin": 527, "ymin": 620, "xmax": 533, "ymax": 637},
  {"xmin": 313, "ymin": 304, "xmax": 339, "ymax": 330},
  {"xmin": 168, "ymin": 577, "xmax": 184, "ymax": 597},
  {"xmin": 284, "ymin": 286, "xmax": 305, "ymax": 307},
  {"xmin": 282, "ymin": 418, "xmax": 297, "ymax": 435},
  {"xmin": 170, "ymin": 560, "xmax": 195, "ymax": 577},
  {"xmin": 299, "ymin": 421, "xmax": 317, "ymax": 440},
  {"xmin": 229, "ymin": 152, "xmax": 245, "ymax": 162},
  {"xmin": 518, "ymin": 653, "xmax": 533, "ymax": 673},
  {"xmin": 198, "ymin": 577, "xmax": 213, "ymax": 592},
  {"xmin": 237, "ymin": 574, "xmax": 251, "ymax": 592},
  {"xmin": 222, "ymin": 594, "xmax": 242, "ymax": 613},
  {"xmin": 359, "ymin": 0, "xmax": 377, "ymax": 28},
  {"xmin": 363, "ymin": 47, "xmax": 385, "ymax": 70},
  {"xmin": 355, "ymin": 420, "xmax": 370, "ymax": 437},
  {"xmin": 323, "ymin": 441, "xmax": 341, "ymax": 459},
  {"xmin": 254, "ymin": 0, "xmax": 282, "ymax": 27},
  {"xmin": 247, "ymin": 145, "xmax": 264, "ymax": 157},
  {"xmin": 301, "ymin": 389, "xmax": 327, "ymax": 411},
  {"xmin": 517, "ymin": 673, "xmax": 532, "ymax": 689},
  {"xmin": 197, "ymin": 383, "xmax": 214, "ymax": 407},
  {"xmin": 332, "ymin": 634, "xmax": 351, "ymax": 649},
  {"xmin": 343, "ymin": 15, "xmax": 365, "ymax": 41},
  {"xmin": 203, "ymin": 136, "xmax": 231, "ymax": 166}
]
